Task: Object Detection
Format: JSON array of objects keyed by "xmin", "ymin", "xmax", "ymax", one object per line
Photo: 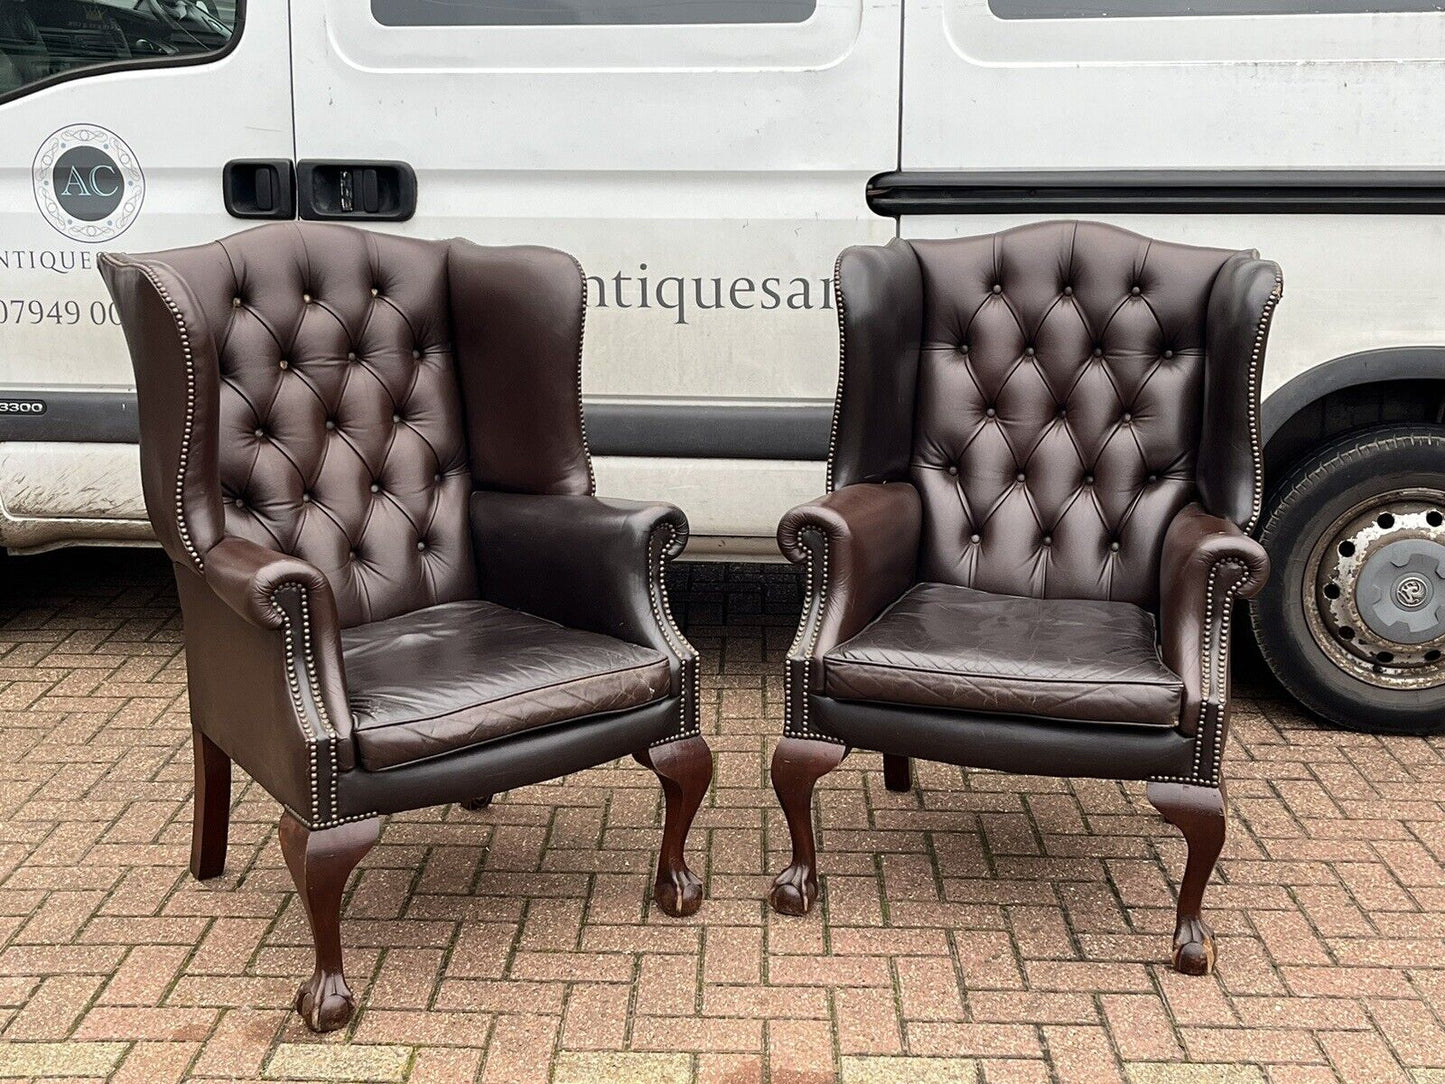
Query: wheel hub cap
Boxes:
[{"xmin": 1356, "ymin": 540, "xmax": 1445, "ymax": 644}]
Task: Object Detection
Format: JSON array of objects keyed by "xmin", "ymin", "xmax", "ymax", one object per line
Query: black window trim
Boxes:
[{"xmin": 0, "ymin": 1, "xmax": 247, "ymax": 109}]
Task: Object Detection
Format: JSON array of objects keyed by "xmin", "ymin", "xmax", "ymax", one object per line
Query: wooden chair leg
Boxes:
[
  {"xmin": 1147, "ymin": 780, "xmax": 1227, "ymax": 976},
  {"xmin": 634, "ymin": 734, "xmax": 713, "ymax": 918},
  {"xmin": 190, "ymin": 727, "xmax": 230, "ymax": 881},
  {"xmin": 883, "ymin": 754, "xmax": 912, "ymax": 793},
  {"xmin": 278, "ymin": 812, "xmax": 380, "ymax": 1033},
  {"xmin": 768, "ymin": 736, "xmax": 847, "ymax": 917},
  {"xmin": 460, "ymin": 795, "xmax": 493, "ymax": 811}
]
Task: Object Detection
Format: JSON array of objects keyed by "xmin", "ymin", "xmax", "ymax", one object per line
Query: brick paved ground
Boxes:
[{"xmin": 0, "ymin": 549, "xmax": 1442, "ymax": 1083}]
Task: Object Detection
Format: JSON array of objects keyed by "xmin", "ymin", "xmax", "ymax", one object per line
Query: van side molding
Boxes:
[{"xmin": 867, "ymin": 170, "xmax": 1445, "ymax": 217}]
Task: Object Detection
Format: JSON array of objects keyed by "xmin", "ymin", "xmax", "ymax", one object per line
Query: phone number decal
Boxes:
[{"xmin": 0, "ymin": 299, "xmax": 121, "ymax": 325}]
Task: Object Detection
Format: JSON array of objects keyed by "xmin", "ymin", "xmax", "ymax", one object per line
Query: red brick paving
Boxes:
[{"xmin": 0, "ymin": 549, "xmax": 1442, "ymax": 1082}]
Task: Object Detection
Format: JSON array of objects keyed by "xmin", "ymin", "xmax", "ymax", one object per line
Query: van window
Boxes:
[
  {"xmin": 372, "ymin": 0, "xmax": 817, "ymax": 26},
  {"xmin": 990, "ymin": 0, "xmax": 1442, "ymax": 14},
  {"xmin": 0, "ymin": 0, "xmax": 240, "ymax": 104}
]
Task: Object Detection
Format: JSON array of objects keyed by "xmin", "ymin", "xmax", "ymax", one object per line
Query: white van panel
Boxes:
[
  {"xmin": 905, "ymin": 213, "xmax": 1445, "ymax": 403},
  {"xmin": 0, "ymin": 6, "xmax": 293, "ymax": 389},
  {"xmin": 593, "ymin": 455, "xmax": 825, "ymax": 547},
  {"xmin": 289, "ymin": 0, "xmax": 900, "ymax": 541},
  {"xmin": 907, "ymin": 0, "xmax": 1445, "ymax": 168},
  {"xmin": 0, "ymin": 441, "xmax": 148, "ymax": 552}
]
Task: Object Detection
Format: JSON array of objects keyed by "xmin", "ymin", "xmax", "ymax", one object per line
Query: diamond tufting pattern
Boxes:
[
  {"xmin": 909, "ymin": 221, "xmax": 1237, "ymax": 608},
  {"xmin": 198, "ymin": 225, "xmax": 474, "ymax": 627}
]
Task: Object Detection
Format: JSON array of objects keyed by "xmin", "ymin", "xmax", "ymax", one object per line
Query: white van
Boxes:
[{"xmin": 3, "ymin": 0, "xmax": 1444, "ymax": 733}]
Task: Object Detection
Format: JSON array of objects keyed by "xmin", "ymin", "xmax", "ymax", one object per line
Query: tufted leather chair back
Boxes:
[
  {"xmin": 101, "ymin": 222, "xmax": 593, "ymax": 628},
  {"xmin": 830, "ymin": 220, "xmax": 1275, "ymax": 611}
]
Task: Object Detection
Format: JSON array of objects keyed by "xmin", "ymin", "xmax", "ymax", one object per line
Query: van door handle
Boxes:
[
  {"xmin": 223, "ymin": 160, "xmax": 296, "ymax": 219},
  {"xmin": 297, "ymin": 161, "xmax": 417, "ymax": 221}
]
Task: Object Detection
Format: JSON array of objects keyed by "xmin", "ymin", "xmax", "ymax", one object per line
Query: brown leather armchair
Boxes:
[
  {"xmin": 100, "ymin": 222, "xmax": 711, "ymax": 1032},
  {"xmin": 771, "ymin": 221, "xmax": 1280, "ymax": 975}
]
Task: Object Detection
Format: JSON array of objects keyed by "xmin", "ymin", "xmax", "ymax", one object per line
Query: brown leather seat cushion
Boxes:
[
  {"xmin": 824, "ymin": 582, "xmax": 1182, "ymax": 727},
  {"xmin": 343, "ymin": 600, "xmax": 671, "ymax": 770}
]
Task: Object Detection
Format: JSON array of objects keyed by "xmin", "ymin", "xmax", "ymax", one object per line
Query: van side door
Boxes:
[{"xmin": 287, "ymin": 0, "xmax": 903, "ymax": 547}]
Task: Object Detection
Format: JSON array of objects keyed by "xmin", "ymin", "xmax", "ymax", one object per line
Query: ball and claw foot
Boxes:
[
  {"xmin": 1171, "ymin": 916, "xmax": 1217, "ymax": 976},
  {"xmin": 768, "ymin": 862, "xmax": 819, "ymax": 917},
  {"xmin": 653, "ymin": 865, "xmax": 704, "ymax": 918},
  {"xmin": 461, "ymin": 795, "xmax": 493, "ymax": 811},
  {"xmin": 295, "ymin": 969, "xmax": 356, "ymax": 1033}
]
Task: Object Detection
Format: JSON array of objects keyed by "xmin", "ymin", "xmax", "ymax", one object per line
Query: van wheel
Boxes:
[{"xmin": 1251, "ymin": 424, "xmax": 1445, "ymax": 735}]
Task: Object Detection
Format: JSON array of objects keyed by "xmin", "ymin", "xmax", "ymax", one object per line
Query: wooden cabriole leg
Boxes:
[
  {"xmin": 190, "ymin": 726, "xmax": 230, "ymax": 880},
  {"xmin": 278, "ymin": 812, "xmax": 381, "ymax": 1033},
  {"xmin": 460, "ymin": 795, "xmax": 493, "ymax": 811},
  {"xmin": 883, "ymin": 754, "xmax": 912, "ymax": 793},
  {"xmin": 1147, "ymin": 780, "xmax": 1227, "ymax": 976},
  {"xmin": 768, "ymin": 736, "xmax": 848, "ymax": 917},
  {"xmin": 634, "ymin": 734, "xmax": 713, "ymax": 918}
]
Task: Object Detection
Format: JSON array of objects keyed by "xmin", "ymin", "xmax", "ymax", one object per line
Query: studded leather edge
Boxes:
[
  {"xmin": 780, "ymin": 527, "xmax": 845, "ymax": 746},
  {"xmin": 270, "ymin": 584, "xmax": 360, "ymax": 830},
  {"xmin": 100, "ymin": 254, "xmax": 205, "ymax": 574},
  {"xmin": 1243, "ymin": 269, "xmax": 1283, "ymax": 536},
  {"xmin": 565, "ymin": 252, "xmax": 598, "ymax": 497},
  {"xmin": 1151, "ymin": 557, "xmax": 1258, "ymax": 789},
  {"xmin": 647, "ymin": 521, "xmax": 703, "ymax": 748},
  {"xmin": 823, "ymin": 251, "xmax": 848, "ymax": 494}
]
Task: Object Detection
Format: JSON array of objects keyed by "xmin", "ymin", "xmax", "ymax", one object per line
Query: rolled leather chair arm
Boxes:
[
  {"xmin": 1159, "ymin": 502, "xmax": 1270, "ymax": 737},
  {"xmin": 205, "ymin": 536, "xmax": 339, "ymax": 631},
  {"xmin": 778, "ymin": 481, "xmax": 922, "ymax": 668},
  {"xmin": 187, "ymin": 535, "xmax": 355, "ymax": 803},
  {"xmin": 470, "ymin": 490, "xmax": 692, "ymax": 663}
]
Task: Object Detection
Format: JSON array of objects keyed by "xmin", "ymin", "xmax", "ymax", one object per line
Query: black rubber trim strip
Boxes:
[
  {"xmin": 584, "ymin": 401, "xmax": 831, "ymax": 459},
  {"xmin": 868, "ymin": 170, "xmax": 1445, "ymax": 217},
  {"xmin": 0, "ymin": 390, "xmax": 835, "ymax": 460}
]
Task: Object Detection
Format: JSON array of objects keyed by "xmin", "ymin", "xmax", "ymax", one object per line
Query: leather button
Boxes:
[
  {"xmin": 946, "ymin": 465, "xmax": 958, "ymax": 476},
  {"xmin": 233, "ymin": 497, "xmax": 245, "ymax": 508},
  {"xmin": 303, "ymin": 293, "xmax": 312, "ymax": 303},
  {"xmin": 278, "ymin": 359, "xmax": 289, "ymax": 370},
  {"xmin": 1110, "ymin": 541, "xmax": 1121, "ymax": 552},
  {"xmin": 412, "ymin": 349, "xmax": 422, "ymax": 360},
  {"xmin": 1024, "ymin": 346, "xmax": 1035, "ymax": 357},
  {"xmin": 1130, "ymin": 285, "xmax": 1142, "ymax": 296},
  {"xmin": 392, "ymin": 413, "xmax": 402, "ymax": 424},
  {"xmin": 970, "ymin": 533, "xmax": 981, "ymax": 544},
  {"xmin": 433, "ymin": 473, "xmax": 443, "ymax": 483},
  {"xmin": 1084, "ymin": 474, "xmax": 1095, "ymax": 485},
  {"xmin": 231, "ymin": 296, "xmax": 241, "ymax": 308},
  {"xmin": 1042, "ymin": 535, "xmax": 1052, "ymax": 546},
  {"xmin": 1092, "ymin": 347, "xmax": 1104, "ymax": 358},
  {"xmin": 253, "ymin": 427, "xmax": 265, "ymax": 438},
  {"xmin": 325, "ymin": 419, "xmax": 336, "ymax": 430},
  {"xmin": 1122, "ymin": 412, "xmax": 1132, "ymax": 423},
  {"xmin": 959, "ymin": 344, "xmax": 969, "ymax": 354},
  {"xmin": 1057, "ymin": 406, "xmax": 1067, "ymax": 418},
  {"xmin": 985, "ymin": 407, "xmax": 996, "ymax": 418},
  {"xmin": 370, "ymin": 483, "xmax": 381, "ymax": 494},
  {"xmin": 1163, "ymin": 349, "xmax": 1174, "ymax": 360},
  {"xmin": 1148, "ymin": 473, "xmax": 1158, "ymax": 483},
  {"xmin": 416, "ymin": 541, "xmax": 427, "ymax": 551},
  {"xmin": 1062, "ymin": 286, "xmax": 1073, "ymax": 296},
  {"xmin": 301, "ymin": 493, "xmax": 312, "ymax": 503},
  {"xmin": 991, "ymin": 284, "xmax": 1002, "ymax": 294},
  {"xmin": 349, "ymin": 549, "xmax": 358, "ymax": 560},
  {"xmin": 371, "ymin": 286, "xmax": 380, "ymax": 297},
  {"xmin": 1015, "ymin": 471, "xmax": 1026, "ymax": 483},
  {"xmin": 347, "ymin": 351, "xmax": 357, "ymax": 362}
]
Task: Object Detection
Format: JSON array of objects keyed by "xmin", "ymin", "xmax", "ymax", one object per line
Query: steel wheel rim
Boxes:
[{"xmin": 1304, "ymin": 487, "xmax": 1445, "ymax": 690}]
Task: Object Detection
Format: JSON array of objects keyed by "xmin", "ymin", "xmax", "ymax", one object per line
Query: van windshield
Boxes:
[{"xmin": 0, "ymin": 0, "xmax": 238, "ymax": 102}]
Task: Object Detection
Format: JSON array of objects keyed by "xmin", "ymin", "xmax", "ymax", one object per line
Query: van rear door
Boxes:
[
  {"xmin": 287, "ymin": 0, "xmax": 903, "ymax": 550},
  {"xmin": 0, "ymin": 1, "xmax": 293, "ymax": 551}
]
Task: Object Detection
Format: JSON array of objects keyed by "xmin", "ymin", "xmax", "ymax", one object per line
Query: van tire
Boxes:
[{"xmin": 1251, "ymin": 424, "xmax": 1445, "ymax": 735}]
